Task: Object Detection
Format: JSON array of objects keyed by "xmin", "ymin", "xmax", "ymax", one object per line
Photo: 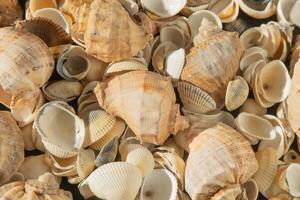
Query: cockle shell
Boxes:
[
  {"xmin": 240, "ymin": 98, "xmax": 267, "ymax": 116},
  {"xmin": 141, "ymin": 169, "xmax": 178, "ymax": 200},
  {"xmin": 95, "ymin": 71, "xmax": 189, "ymax": 145},
  {"xmin": 0, "ymin": 111, "xmax": 24, "ymax": 186},
  {"xmin": 185, "ymin": 123, "xmax": 258, "ymax": 199},
  {"xmin": 180, "ymin": 18, "xmax": 244, "ymax": 107},
  {"xmin": 237, "ymin": 0, "xmax": 277, "ymax": 19},
  {"xmin": 84, "ymin": 0, "xmax": 152, "ymax": 63},
  {"xmin": 141, "ymin": 0, "xmax": 187, "ymax": 18},
  {"xmin": 0, "ymin": 0, "xmax": 23, "ymax": 27},
  {"xmin": 82, "ymin": 162, "xmax": 142, "ymax": 200}
]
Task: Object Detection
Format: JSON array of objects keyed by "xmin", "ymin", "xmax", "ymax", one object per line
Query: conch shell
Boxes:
[
  {"xmin": 185, "ymin": 123, "xmax": 258, "ymax": 199},
  {"xmin": 84, "ymin": 0, "xmax": 152, "ymax": 62},
  {"xmin": 0, "ymin": 0, "xmax": 23, "ymax": 27},
  {"xmin": 94, "ymin": 70, "xmax": 189, "ymax": 145},
  {"xmin": 180, "ymin": 18, "xmax": 243, "ymax": 106}
]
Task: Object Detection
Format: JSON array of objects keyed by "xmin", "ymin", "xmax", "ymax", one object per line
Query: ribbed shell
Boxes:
[
  {"xmin": 84, "ymin": 0, "xmax": 152, "ymax": 62},
  {"xmin": 180, "ymin": 19, "xmax": 243, "ymax": 106},
  {"xmin": 0, "ymin": 0, "xmax": 23, "ymax": 27},
  {"xmin": 94, "ymin": 71, "xmax": 189, "ymax": 145},
  {"xmin": 0, "ymin": 111, "xmax": 24, "ymax": 185},
  {"xmin": 185, "ymin": 123, "xmax": 258, "ymax": 199}
]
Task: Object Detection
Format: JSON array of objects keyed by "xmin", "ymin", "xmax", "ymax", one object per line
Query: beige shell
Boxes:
[
  {"xmin": 165, "ymin": 48, "xmax": 186, "ymax": 81},
  {"xmin": 286, "ymin": 163, "xmax": 300, "ymax": 197},
  {"xmin": 0, "ymin": 111, "xmax": 24, "ymax": 186},
  {"xmin": 141, "ymin": 0, "xmax": 186, "ymax": 18},
  {"xmin": 95, "ymin": 71, "xmax": 189, "ymax": 145},
  {"xmin": 0, "ymin": 0, "xmax": 23, "ymax": 27},
  {"xmin": 210, "ymin": 0, "xmax": 239, "ymax": 23},
  {"xmin": 239, "ymin": 98, "xmax": 267, "ymax": 116},
  {"xmin": 283, "ymin": 150, "xmax": 300, "ymax": 163},
  {"xmin": 237, "ymin": 0, "xmax": 276, "ymax": 19},
  {"xmin": 29, "ymin": 0, "xmax": 57, "ymax": 14},
  {"xmin": 185, "ymin": 123, "xmax": 258, "ymax": 199},
  {"xmin": 82, "ymin": 162, "xmax": 142, "ymax": 200},
  {"xmin": 84, "ymin": 0, "xmax": 152, "ymax": 63},
  {"xmin": 225, "ymin": 76, "xmax": 249, "ymax": 111},
  {"xmin": 177, "ymin": 81, "xmax": 217, "ymax": 114},
  {"xmin": 211, "ymin": 185, "xmax": 242, "ymax": 200},
  {"xmin": 20, "ymin": 123, "xmax": 35, "ymax": 151},
  {"xmin": 180, "ymin": 18, "xmax": 244, "ymax": 106},
  {"xmin": 242, "ymin": 179, "xmax": 259, "ymax": 200},
  {"xmin": 94, "ymin": 137, "xmax": 119, "ymax": 167}
]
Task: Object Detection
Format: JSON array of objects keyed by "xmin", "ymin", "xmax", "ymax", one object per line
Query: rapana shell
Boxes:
[
  {"xmin": 185, "ymin": 123, "xmax": 258, "ymax": 199},
  {"xmin": 34, "ymin": 101, "xmax": 85, "ymax": 156},
  {"xmin": 84, "ymin": 0, "xmax": 152, "ymax": 63},
  {"xmin": 141, "ymin": 169, "xmax": 178, "ymax": 200},
  {"xmin": 82, "ymin": 162, "xmax": 142, "ymax": 200},
  {"xmin": 126, "ymin": 146, "xmax": 155, "ymax": 177},
  {"xmin": 0, "ymin": 111, "xmax": 24, "ymax": 186},
  {"xmin": 141, "ymin": 0, "xmax": 186, "ymax": 18},
  {"xmin": 0, "ymin": 0, "xmax": 23, "ymax": 27},
  {"xmin": 94, "ymin": 137, "xmax": 119, "ymax": 167},
  {"xmin": 225, "ymin": 76, "xmax": 249, "ymax": 111},
  {"xmin": 235, "ymin": 112, "xmax": 276, "ymax": 145},
  {"xmin": 177, "ymin": 81, "xmax": 217, "ymax": 114},
  {"xmin": 60, "ymin": 0, "xmax": 93, "ymax": 20},
  {"xmin": 252, "ymin": 148, "xmax": 278, "ymax": 193},
  {"xmin": 237, "ymin": 0, "xmax": 276, "ymax": 19},
  {"xmin": 181, "ymin": 18, "xmax": 243, "ymax": 106},
  {"xmin": 29, "ymin": 0, "xmax": 57, "ymax": 14},
  {"xmin": 94, "ymin": 71, "xmax": 189, "ymax": 145},
  {"xmin": 240, "ymin": 98, "xmax": 267, "ymax": 116}
]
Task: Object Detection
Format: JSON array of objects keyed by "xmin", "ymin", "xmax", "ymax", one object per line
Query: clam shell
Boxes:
[
  {"xmin": 177, "ymin": 81, "xmax": 217, "ymax": 114},
  {"xmin": 83, "ymin": 162, "xmax": 142, "ymax": 200},
  {"xmin": 152, "ymin": 41, "xmax": 177, "ymax": 74},
  {"xmin": 165, "ymin": 48, "xmax": 186, "ymax": 80},
  {"xmin": 237, "ymin": 0, "xmax": 276, "ymax": 19},
  {"xmin": 225, "ymin": 76, "xmax": 249, "ymax": 111},
  {"xmin": 141, "ymin": 169, "xmax": 178, "ymax": 200},
  {"xmin": 94, "ymin": 137, "xmax": 119, "ymax": 167},
  {"xmin": 0, "ymin": 0, "xmax": 23, "ymax": 27},
  {"xmin": 240, "ymin": 98, "xmax": 267, "ymax": 116},
  {"xmin": 126, "ymin": 146, "xmax": 155, "ymax": 177},
  {"xmin": 42, "ymin": 80, "xmax": 83, "ymax": 102},
  {"xmin": 235, "ymin": 112, "xmax": 276, "ymax": 145},
  {"xmin": 42, "ymin": 139, "xmax": 78, "ymax": 158},
  {"xmin": 240, "ymin": 47, "xmax": 268, "ymax": 72},
  {"xmin": 252, "ymin": 148, "xmax": 278, "ymax": 193},
  {"xmin": 0, "ymin": 111, "xmax": 24, "ymax": 185},
  {"xmin": 29, "ymin": 0, "xmax": 57, "ymax": 14},
  {"xmin": 286, "ymin": 163, "xmax": 300, "ymax": 197},
  {"xmin": 141, "ymin": 0, "xmax": 187, "ymax": 18}
]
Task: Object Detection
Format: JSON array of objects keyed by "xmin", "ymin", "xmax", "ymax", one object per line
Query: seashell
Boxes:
[
  {"xmin": 152, "ymin": 41, "xmax": 177, "ymax": 74},
  {"xmin": 181, "ymin": 18, "xmax": 244, "ymax": 106},
  {"xmin": 32, "ymin": 126, "xmax": 45, "ymax": 152},
  {"xmin": 18, "ymin": 154, "xmax": 51, "ymax": 180},
  {"xmin": 290, "ymin": 1, "xmax": 300, "ymax": 27},
  {"xmin": 34, "ymin": 101, "xmax": 85, "ymax": 156},
  {"xmin": 225, "ymin": 76, "xmax": 249, "ymax": 111},
  {"xmin": 209, "ymin": 0, "xmax": 239, "ymax": 23},
  {"xmin": 240, "ymin": 98, "xmax": 267, "ymax": 116},
  {"xmin": 94, "ymin": 71, "xmax": 189, "ymax": 145},
  {"xmin": 141, "ymin": 169, "xmax": 178, "ymax": 200},
  {"xmin": 165, "ymin": 48, "xmax": 186, "ymax": 80},
  {"xmin": 187, "ymin": 10, "xmax": 222, "ymax": 37},
  {"xmin": 283, "ymin": 150, "xmax": 300, "ymax": 164},
  {"xmin": 60, "ymin": 0, "xmax": 93, "ymax": 19},
  {"xmin": 42, "ymin": 80, "xmax": 83, "ymax": 102},
  {"xmin": 126, "ymin": 146, "xmax": 155, "ymax": 177},
  {"xmin": 211, "ymin": 184, "xmax": 242, "ymax": 200},
  {"xmin": 94, "ymin": 137, "xmax": 119, "ymax": 167},
  {"xmin": 286, "ymin": 163, "xmax": 300, "ymax": 197},
  {"xmin": 177, "ymin": 81, "xmax": 217, "ymax": 114},
  {"xmin": 43, "ymin": 139, "xmax": 78, "ymax": 158},
  {"xmin": 242, "ymin": 179, "xmax": 259, "ymax": 200},
  {"xmin": 76, "ymin": 149, "xmax": 95, "ymax": 180},
  {"xmin": 29, "ymin": 0, "xmax": 57, "ymax": 14},
  {"xmin": 235, "ymin": 112, "xmax": 276, "ymax": 145},
  {"xmin": 237, "ymin": 0, "xmax": 277, "ymax": 19},
  {"xmin": 84, "ymin": 0, "xmax": 152, "ymax": 63},
  {"xmin": 164, "ymin": 138, "xmax": 185, "ymax": 158},
  {"xmin": 223, "ymin": 17, "xmax": 250, "ymax": 35},
  {"xmin": 0, "ymin": 0, "xmax": 23, "ymax": 27},
  {"xmin": 240, "ymin": 46, "xmax": 268, "ymax": 72},
  {"xmin": 243, "ymin": 59, "xmax": 266, "ymax": 86},
  {"xmin": 82, "ymin": 162, "xmax": 142, "ymax": 200},
  {"xmin": 90, "ymin": 119, "xmax": 126, "ymax": 150},
  {"xmin": 0, "ymin": 111, "xmax": 24, "ymax": 186},
  {"xmin": 20, "ymin": 123, "xmax": 35, "ymax": 151},
  {"xmin": 33, "ymin": 8, "xmax": 71, "ymax": 34},
  {"xmin": 141, "ymin": 0, "xmax": 187, "ymax": 18},
  {"xmin": 120, "ymin": 142, "xmax": 144, "ymax": 162},
  {"xmin": 252, "ymin": 148, "xmax": 278, "ymax": 193},
  {"xmin": 185, "ymin": 123, "xmax": 258, "ymax": 199}
]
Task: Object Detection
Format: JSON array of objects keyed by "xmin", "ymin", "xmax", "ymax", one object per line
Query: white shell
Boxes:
[
  {"xmin": 141, "ymin": 169, "xmax": 178, "ymax": 200},
  {"xmin": 237, "ymin": 0, "xmax": 276, "ymax": 19},
  {"xmin": 141, "ymin": 0, "xmax": 187, "ymax": 18},
  {"xmin": 277, "ymin": 0, "xmax": 298, "ymax": 25},
  {"xmin": 165, "ymin": 48, "xmax": 185, "ymax": 80},
  {"xmin": 290, "ymin": 1, "xmax": 300, "ymax": 27},
  {"xmin": 286, "ymin": 163, "xmax": 300, "ymax": 197},
  {"xmin": 209, "ymin": 0, "xmax": 239, "ymax": 23}
]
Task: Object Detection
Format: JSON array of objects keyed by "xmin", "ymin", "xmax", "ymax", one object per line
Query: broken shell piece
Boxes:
[
  {"xmin": 29, "ymin": 0, "xmax": 57, "ymax": 14},
  {"xmin": 252, "ymin": 148, "xmax": 278, "ymax": 193},
  {"xmin": 141, "ymin": 0, "xmax": 187, "ymax": 18},
  {"xmin": 141, "ymin": 169, "xmax": 178, "ymax": 200},
  {"xmin": 177, "ymin": 81, "xmax": 217, "ymax": 114},
  {"xmin": 165, "ymin": 48, "xmax": 186, "ymax": 80},
  {"xmin": 152, "ymin": 41, "xmax": 177, "ymax": 74},
  {"xmin": 0, "ymin": 0, "xmax": 23, "ymax": 27},
  {"xmin": 94, "ymin": 137, "xmax": 119, "ymax": 167},
  {"xmin": 82, "ymin": 162, "xmax": 142, "ymax": 200},
  {"xmin": 42, "ymin": 80, "xmax": 83, "ymax": 102},
  {"xmin": 237, "ymin": 0, "xmax": 276, "ymax": 19},
  {"xmin": 240, "ymin": 98, "xmax": 267, "ymax": 116},
  {"xmin": 34, "ymin": 101, "xmax": 85, "ymax": 155},
  {"xmin": 283, "ymin": 150, "xmax": 300, "ymax": 164},
  {"xmin": 126, "ymin": 146, "xmax": 155, "ymax": 177},
  {"xmin": 225, "ymin": 76, "xmax": 249, "ymax": 111},
  {"xmin": 235, "ymin": 112, "xmax": 276, "ymax": 145}
]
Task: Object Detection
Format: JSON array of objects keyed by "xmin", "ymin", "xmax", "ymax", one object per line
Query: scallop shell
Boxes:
[
  {"xmin": 126, "ymin": 146, "xmax": 155, "ymax": 177},
  {"xmin": 141, "ymin": 169, "xmax": 178, "ymax": 200},
  {"xmin": 181, "ymin": 18, "xmax": 244, "ymax": 106},
  {"xmin": 240, "ymin": 98, "xmax": 267, "ymax": 116},
  {"xmin": 29, "ymin": 0, "xmax": 57, "ymax": 14},
  {"xmin": 0, "ymin": 111, "xmax": 24, "ymax": 186},
  {"xmin": 82, "ymin": 162, "xmax": 142, "ymax": 200},
  {"xmin": 95, "ymin": 71, "xmax": 189, "ymax": 145},
  {"xmin": 177, "ymin": 81, "xmax": 217, "ymax": 114},
  {"xmin": 235, "ymin": 112, "xmax": 276, "ymax": 145},
  {"xmin": 152, "ymin": 41, "xmax": 177, "ymax": 74},
  {"xmin": 0, "ymin": 0, "xmax": 23, "ymax": 27},
  {"xmin": 141, "ymin": 0, "xmax": 186, "ymax": 18},
  {"xmin": 94, "ymin": 137, "xmax": 119, "ymax": 167},
  {"xmin": 42, "ymin": 80, "xmax": 83, "ymax": 102},
  {"xmin": 252, "ymin": 148, "xmax": 278, "ymax": 193},
  {"xmin": 84, "ymin": 0, "xmax": 152, "ymax": 63},
  {"xmin": 225, "ymin": 76, "xmax": 249, "ymax": 111},
  {"xmin": 237, "ymin": 0, "xmax": 276, "ymax": 19},
  {"xmin": 165, "ymin": 48, "xmax": 186, "ymax": 80},
  {"xmin": 185, "ymin": 123, "xmax": 258, "ymax": 199}
]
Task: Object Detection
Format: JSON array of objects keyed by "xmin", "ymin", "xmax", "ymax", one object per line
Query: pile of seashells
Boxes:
[{"xmin": 1, "ymin": 0, "xmax": 300, "ymax": 199}]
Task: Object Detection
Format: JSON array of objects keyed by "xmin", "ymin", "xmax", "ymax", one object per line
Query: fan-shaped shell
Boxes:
[
  {"xmin": 95, "ymin": 71, "xmax": 189, "ymax": 145},
  {"xmin": 84, "ymin": 0, "xmax": 152, "ymax": 63},
  {"xmin": 0, "ymin": 0, "xmax": 23, "ymax": 27},
  {"xmin": 0, "ymin": 111, "xmax": 24, "ymax": 185},
  {"xmin": 185, "ymin": 123, "xmax": 258, "ymax": 199}
]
